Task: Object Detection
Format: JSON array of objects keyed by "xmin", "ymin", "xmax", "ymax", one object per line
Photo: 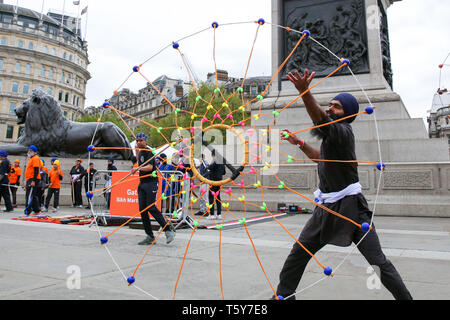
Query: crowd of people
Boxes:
[
  {"xmin": 0, "ymin": 145, "xmax": 123, "ymax": 216},
  {"xmin": 0, "ymin": 141, "xmax": 224, "ymax": 221}
]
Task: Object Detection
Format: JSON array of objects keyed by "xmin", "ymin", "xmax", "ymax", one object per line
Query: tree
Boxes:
[
  {"xmin": 134, "ymin": 82, "xmax": 250, "ymax": 148},
  {"xmin": 77, "ymin": 111, "xmax": 135, "ymax": 142}
]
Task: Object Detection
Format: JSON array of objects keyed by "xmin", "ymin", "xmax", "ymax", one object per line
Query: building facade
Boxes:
[
  {"xmin": 428, "ymin": 89, "xmax": 450, "ymax": 150},
  {"xmin": 103, "ymin": 75, "xmax": 192, "ymax": 130},
  {"xmin": 0, "ymin": 4, "xmax": 90, "ymax": 144},
  {"xmin": 86, "ymin": 71, "xmax": 271, "ymax": 132}
]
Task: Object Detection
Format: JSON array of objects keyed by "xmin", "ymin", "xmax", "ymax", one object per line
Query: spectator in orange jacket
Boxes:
[
  {"xmin": 44, "ymin": 160, "xmax": 63, "ymax": 213},
  {"xmin": 9, "ymin": 160, "xmax": 21, "ymax": 208},
  {"xmin": 24, "ymin": 145, "xmax": 41, "ymax": 216}
]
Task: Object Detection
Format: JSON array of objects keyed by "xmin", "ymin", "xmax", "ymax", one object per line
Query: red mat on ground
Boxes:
[{"xmin": 12, "ymin": 215, "xmax": 93, "ymax": 225}]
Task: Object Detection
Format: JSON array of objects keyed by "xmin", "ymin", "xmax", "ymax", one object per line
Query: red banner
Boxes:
[{"xmin": 110, "ymin": 171, "xmax": 162, "ymax": 217}]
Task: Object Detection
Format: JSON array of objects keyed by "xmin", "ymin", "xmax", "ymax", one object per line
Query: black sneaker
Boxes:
[
  {"xmin": 194, "ymin": 211, "xmax": 204, "ymax": 216},
  {"xmin": 138, "ymin": 236, "xmax": 156, "ymax": 245}
]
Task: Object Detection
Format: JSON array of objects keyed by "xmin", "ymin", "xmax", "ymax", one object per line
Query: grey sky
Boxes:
[{"xmin": 6, "ymin": 0, "xmax": 450, "ymax": 123}]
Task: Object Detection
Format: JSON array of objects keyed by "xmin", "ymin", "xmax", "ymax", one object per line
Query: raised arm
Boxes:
[
  {"xmin": 287, "ymin": 69, "xmax": 327, "ymax": 124},
  {"xmin": 281, "ymin": 129, "xmax": 320, "ymax": 163}
]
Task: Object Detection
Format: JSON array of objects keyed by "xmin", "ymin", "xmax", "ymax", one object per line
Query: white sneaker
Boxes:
[
  {"xmin": 216, "ymin": 215, "xmax": 222, "ymax": 220},
  {"xmin": 77, "ymin": 205, "xmax": 83, "ymax": 208},
  {"xmin": 52, "ymin": 207, "xmax": 58, "ymax": 213}
]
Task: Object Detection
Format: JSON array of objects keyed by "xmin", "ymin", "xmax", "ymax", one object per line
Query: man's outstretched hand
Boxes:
[
  {"xmin": 287, "ymin": 69, "xmax": 316, "ymax": 94},
  {"xmin": 281, "ymin": 129, "xmax": 301, "ymax": 146}
]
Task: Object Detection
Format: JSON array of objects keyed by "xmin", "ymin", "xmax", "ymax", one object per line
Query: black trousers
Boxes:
[
  {"xmin": 45, "ymin": 188, "xmax": 60, "ymax": 208},
  {"xmin": 138, "ymin": 181, "xmax": 171, "ymax": 238},
  {"xmin": 10, "ymin": 184, "xmax": 18, "ymax": 205},
  {"xmin": 25, "ymin": 181, "xmax": 41, "ymax": 214},
  {"xmin": 208, "ymin": 185, "xmax": 221, "ymax": 216},
  {"xmin": 72, "ymin": 181, "xmax": 83, "ymax": 206},
  {"xmin": 37, "ymin": 188, "xmax": 45, "ymax": 207},
  {"xmin": 0, "ymin": 182, "xmax": 13, "ymax": 211},
  {"xmin": 276, "ymin": 224, "xmax": 413, "ymax": 300}
]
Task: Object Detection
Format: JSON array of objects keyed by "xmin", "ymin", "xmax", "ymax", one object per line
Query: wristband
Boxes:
[{"xmin": 297, "ymin": 140, "xmax": 304, "ymax": 149}]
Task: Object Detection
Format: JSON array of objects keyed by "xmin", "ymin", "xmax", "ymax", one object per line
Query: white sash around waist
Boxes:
[{"xmin": 314, "ymin": 182, "xmax": 362, "ymax": 205}]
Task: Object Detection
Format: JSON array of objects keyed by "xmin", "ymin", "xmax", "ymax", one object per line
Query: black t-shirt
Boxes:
[
  {"xmin": 138, "ymin": 148, "xmax": 157, "ymax": 183},
  {"xmin": 85, "ymin": 169, "xmax": 97, "ymax": 187},
  {"xmin": 0, "ymin": 158, "xmax": 10, "ymax": 183},
  {"xmin": 207, "ymin": 160, "xmax": 226, "ymax": 181},
  {"xmin": 315, "ymin": 117, "xmax": 359, "ymax": 193}
]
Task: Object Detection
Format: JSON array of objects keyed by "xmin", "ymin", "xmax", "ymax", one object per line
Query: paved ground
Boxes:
[{"xmin": 0, "ymin": 206, "xmax": 449, "ymax": 301}]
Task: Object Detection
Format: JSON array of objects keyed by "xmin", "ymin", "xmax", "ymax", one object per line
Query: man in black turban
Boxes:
[{"xmin": 273, "ymin": 69, "xmax": 412, "ymax": 300}]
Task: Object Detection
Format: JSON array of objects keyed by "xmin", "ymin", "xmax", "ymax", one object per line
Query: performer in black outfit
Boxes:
[
  {"xmin": 104, "ymin": 158, "xmax": 117, "ymax": 210},
  {"xmin": 84, "ymin": 162, "xmax": 97, "ymax": 209},
  {"xmin": 0, "ymin": 150, "xmax": 13, "ymax": 212},
  {"xmin": 207, "ymin": 149, "xmax": 225, "ymax": 219},
  {"xmin": 274, "ymin": 69, "xmax": 412, "ymax": 300},
  {"xmin": 70, "ymin": 159, "xmax": 85, "ymax": 208},
  {"xmin": 131, "ymin": 133, "xmax": 175, "ymax": 245}
]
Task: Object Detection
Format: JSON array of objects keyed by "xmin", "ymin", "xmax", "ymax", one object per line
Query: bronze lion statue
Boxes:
[{"xmin": 0, "ymin": 90, "xmax": 132, "ymax": 159}]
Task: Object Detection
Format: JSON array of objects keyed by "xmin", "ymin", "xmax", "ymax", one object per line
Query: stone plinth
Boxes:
[{"xmin": 224, "ymin": 0, "xmax": 450, "ymax": 217}]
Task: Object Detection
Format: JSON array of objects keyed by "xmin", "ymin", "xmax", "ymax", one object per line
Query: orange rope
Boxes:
[
  {"xmin": 243, "ymin": 224, "xmax": 277, "ymax": 297},
  {"xmin": 260, "ymin": 32, "xmax": 306, "ymax": 97},
  {"xmin": 112, "ymin": 107, "xmax": 136, "ymax": 139},
  {"xmin": 173, "ymin": 226, "xmax": 197, "ymax": 299},
  {"xmin": 240, "ymin": 24, "xmax": 261, "ymax": 89}
]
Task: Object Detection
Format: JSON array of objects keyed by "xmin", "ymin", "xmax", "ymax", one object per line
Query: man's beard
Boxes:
[{"xmin": 310, "ymin": 110, "xmax": 344, "ymax": 140}]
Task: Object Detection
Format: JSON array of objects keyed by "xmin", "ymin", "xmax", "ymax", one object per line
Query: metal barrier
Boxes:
[
  {"xmin": 88, "ymin": 170, "xmax": 196, "ymax": 230},
  {"xmin": 88, "ymin": 169, "xmax": 114, "ymax": 226}
]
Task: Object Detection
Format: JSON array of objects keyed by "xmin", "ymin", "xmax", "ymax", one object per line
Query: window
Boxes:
[
  {"xmin": 69, "ymin": 54, "xmax": 73, "ymax": 61},
  {"xmin": 64, "ymin": 111, "xmax": 67, "ymax": 117},
  {"xmin": 49, "ymin": 69, "xmax": 54, "ymax": 79},
  {"xmin": 0, "ymin": 37, "xmax": 6, "ymax": 45},
  {"xmin": 17, "ymin": 40, "xmax": 24, "ymax": 48},
  {"xmin": 11, "ymin": 82, "xmax": 19, "ymax": 93},
  {"xmin": 67, "ymin": 73, "xmax": 71, "ymax": 84},
  {"xmin": 65, "ymin": 92, "xmax": 69, "ymax": 103},
  {"xmin": 6, "ymin": 125, "xmax": 14, "ymax": 139},
  {"xmin": 40, "ymin": 66, "xmax": 46, "ymax": 77},
  {"xmin": 1, "ymin": 13, "xmax": 13, "ymax": 24},
  {"xmin": 0, "ymin": 79, "xmax": 2, "ymax": 91},
  {"xmin": 72, "ymin": 95, "xmax": 76, "ymax": 105},
  {"xmin": 58, "ymin": 90, "xmax": 63, "ymax": 101},
  {"xmin": 28, "ymin": 42, "xmax": 34, "ymax": 50},
  {"xmin": 47, "ymin": 88, "xmax": 53, "ymax": 96},
  {"xmin": 76, "ymin": 96, "xmax": 79, "ymax": 106},
  {"xmin": 51, "ymin": 48, "xmax": 56, "ymax": 56},
  {"xmin": 22, "ymin": 83, "xmax": 30, "ymax": 95},
  {"xmin": 15, "ymin": 62, "xmax": 21, "ymax": 72},
  {"xmin": 63, "ymin": 52, "xmax": 67, "ymax": 59},
  {"xmin": 0, "ymin": 59, "xmax": 3, "ymax": 70},
  {"xmin": 18, "ymin": 126, "xmax": 24, "ymax": 138},
  {"xmin": 25, "ymin": 63, "xmax": 31, "ymax": 74},
  {"xmin": 42, "ymin": 45, "xmax": 48, "ymax": 54},
  {"xmin": 61, "ymin": 71, "xmax": 65, "ymax": 82},
  {"xmin": 9, "ymin": 102, "xmax": 16, "ymax": 114}
]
